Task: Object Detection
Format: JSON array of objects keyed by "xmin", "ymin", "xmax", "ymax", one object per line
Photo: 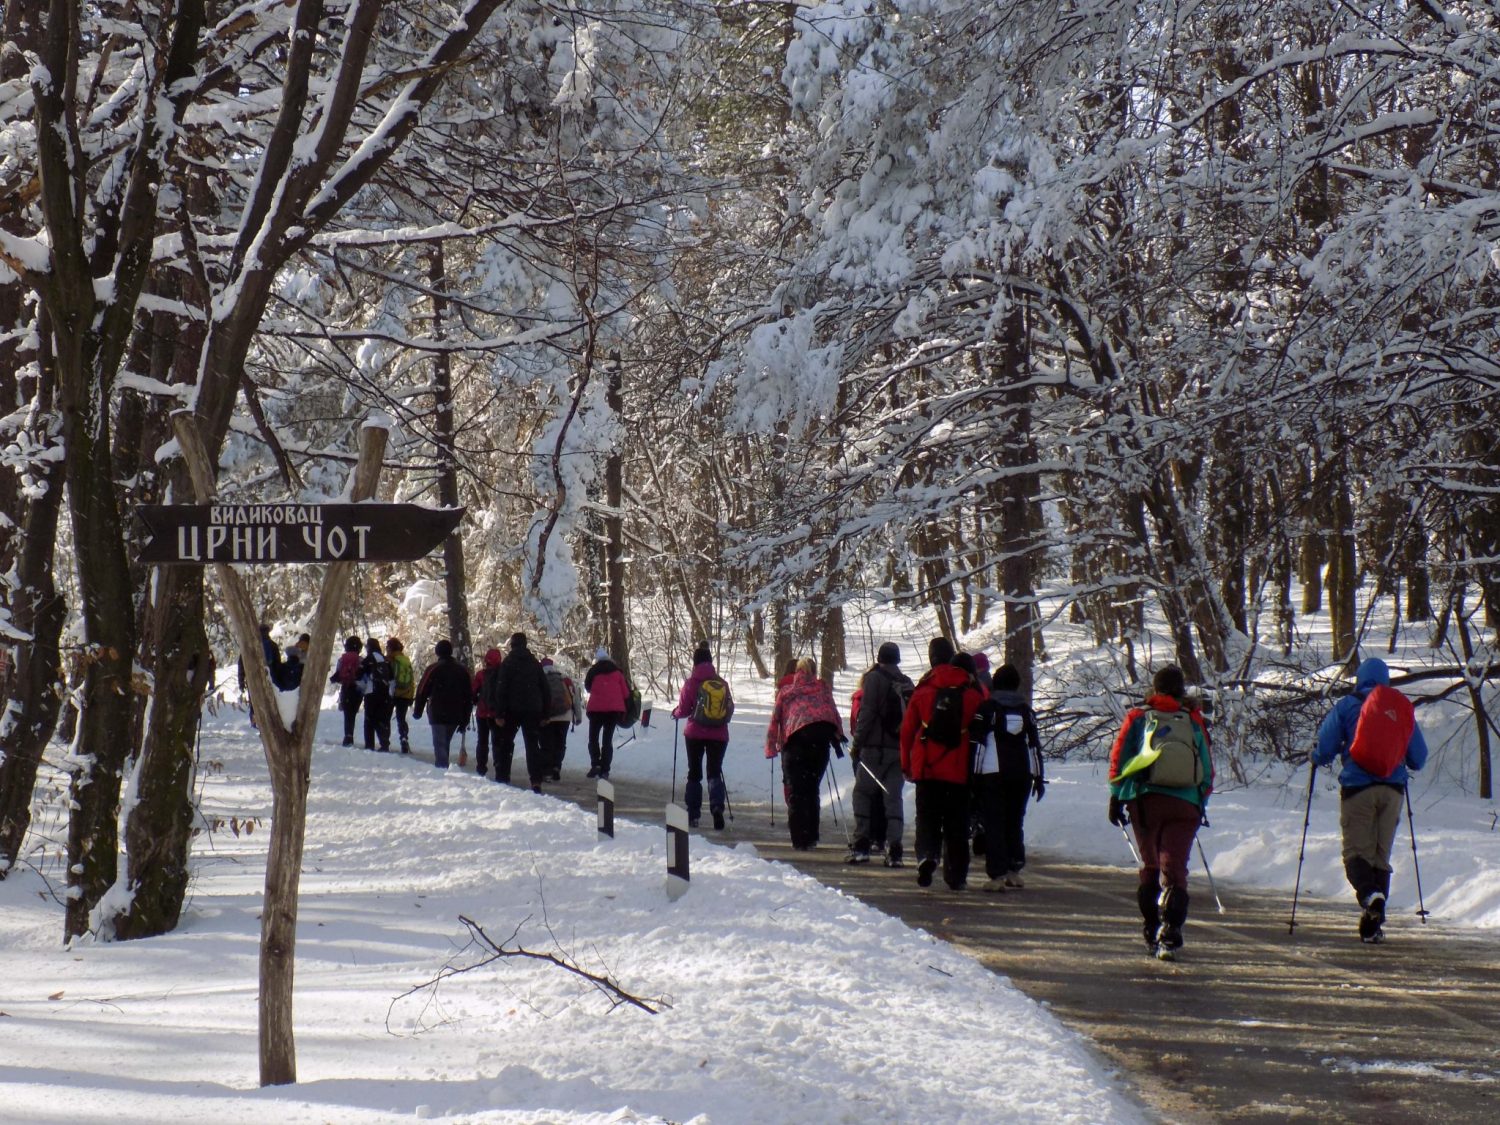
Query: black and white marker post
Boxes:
[
  {"xmin": 665, "ymin": 803, "xmax": 691, "ymax": 900},
  {"xmin": 597, "ymin": 778, "xmax": 616, "ymax": 839}
]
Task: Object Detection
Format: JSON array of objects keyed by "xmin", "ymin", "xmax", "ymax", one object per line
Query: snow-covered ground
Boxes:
[
  {"xmin": 4, "ymin": 606, "xmax": 1496, "ymax": 1123},
  {"xmin": 0, "ymin": 696, "xmax": 1143, "ymax": 1125}
]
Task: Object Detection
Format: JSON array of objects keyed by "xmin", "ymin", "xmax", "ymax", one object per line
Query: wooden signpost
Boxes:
[{"xmin": 152, "ymin": 410, "xmax": 462, "ymax": 1086}]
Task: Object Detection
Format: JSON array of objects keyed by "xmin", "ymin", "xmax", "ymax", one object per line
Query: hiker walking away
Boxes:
[
  {"xmin": 360, "ymin": 637, "xmax": 396, "ymax": 751},
  {"xmin": 239, "ymin": 622, "xmax": 284, "ymax": 727},
  {"xmin": 1108, "ymin": 664, "xmax": 1214, "ymax": 960},
  {"xmin": 282, "ymin": 632, "xmax": 311, "ymax": 689},
  {"xmin": 766, "ymin": 657, "xmax": 846, "ymax": 850},
  {"xmin": 412, "ymin": 639, "xmax": 472, "ymax": 768},
  {"xmin": 584, "ymin": 647, "xmax": 631, "ymax": 779},
  {"xmin": 672, "ymin": 643, "xmax": 734, "ymax": 829},
  {"xmin": 1313, "ymin": 656, "xmax": 1428, "ymax": 943},
  {"xmin": 901, "ymin": 645, "xmax": 984, "ymax": 891},
  {"xmin": 330, "ymin": 635, "xmax": 364, "ymax": 746},
  {"xmin": 387, "ymin": 637, "xmax": 415, "ymax": 753},
  {"xmin": 849, "ymin": 642, "xmax": 914, "ymax": 865},
  {"xmin": 540, "ymin": 656, "xmax": 583, "ymax": 781},
  {"xmin": 486, "ymin": 632, "xmax": 551, "ymax": 791},
  {"xmin": 473, "ymin": 647, "xmax": 503, "ymax": 778},
  {"xmin": 972, "ymin": 663, "xmax": 1045, "ymax": 892}
]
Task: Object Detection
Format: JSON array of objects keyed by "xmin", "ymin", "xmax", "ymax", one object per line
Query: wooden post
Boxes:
[{"xmin": 171, "ymin": 410, "xmax": 387, "ymax": 1087}]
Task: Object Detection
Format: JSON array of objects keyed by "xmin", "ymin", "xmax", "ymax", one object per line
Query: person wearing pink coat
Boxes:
[
  {"xmin": 583, "ymin": 647, "xmax": 631, "ymax": 779},
  {"xmin": 766, "ymin": 658, "xmax": 846, "ymax": 849},
  {"xmin": 672, "ymin": 643, "xmax": 734, "ymax": 828}
]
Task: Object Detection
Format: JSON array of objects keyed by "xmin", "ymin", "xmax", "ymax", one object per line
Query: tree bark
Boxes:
[
  {"xmin": 605, "ymin": 353, "xmax": 630, "ymax": 680},
  {"xmin": 427, "ymin": 248, "xmax": 472, "ymax": 668}
]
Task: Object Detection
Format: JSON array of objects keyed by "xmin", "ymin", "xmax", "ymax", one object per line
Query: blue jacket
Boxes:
[{"xmin": 1313, "ymin": 657, "xmax": 1428, "ymax": 787}]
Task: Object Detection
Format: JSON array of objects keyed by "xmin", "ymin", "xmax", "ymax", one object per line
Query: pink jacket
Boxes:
[
  {"xmin": 672, "ymin": 660, "xmax": 731, "ymax": 742},
  {"xmin": 765, "ymin": 669, "xmax": 846, "ymax": 758},
  {"xmin": 585, "ymin": 664, "xmax": 631, "ymax": 715}
]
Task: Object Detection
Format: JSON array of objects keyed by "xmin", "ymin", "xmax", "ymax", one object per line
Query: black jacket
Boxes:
[
  {"xmin": 413, "ymin": 656, "xmax": 473, "ymax": 726},
  {"xmin": 486, "ymin": 645, "xmax": 550, "ymax": 721},
  {"xmin": 854, "ymin": 663, "xmax": 914, "ymax": 752}
]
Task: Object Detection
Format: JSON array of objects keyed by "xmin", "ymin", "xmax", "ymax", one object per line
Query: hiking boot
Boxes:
[
  {"xmin": 917, "ymin": 859, "xmax": 937, "ymax": 888},
  {"xmin": 846, "ymin": 845, "xmax": 872, "ymax": 865},
  {"xmin": 712, "ymin": 810, "xmax": 726, "ymax": 830},
  {"xmin": 884, "ymin": 843, "xmax": 904, "ymax": 868},
  {"xmin": 946, "ymin": 880, "xmax": 967, "ymax": 892},
  {"xmin": 1004, "ymin": 873, "xmax": 1025, "ymax": 889},
  {"xmin": 1361, "ymin": 927, "xmax": 1386, "ymax": 945},
  {"xmin": 983, "ymin": 877, "xmax": 1008, "ymax": 893},
  {"xmin": 1362, "ymin": 891, "xmax": 1387, "ymax": 929},
  {"xmin": 586, "ymin": 765, "xmax": 599, "ymax": 778},
  {"xmin": 689, "ymin": 816, "xmax": 700, "ymax": 828},
  {"xmin": 1156, "ymin": 921, "xmax": 1183, "ymax": 953}
]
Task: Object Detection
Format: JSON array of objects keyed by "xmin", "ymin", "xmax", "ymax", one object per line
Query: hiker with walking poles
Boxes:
[
  {"xmin": 672, "ymin": 642, "xmax": 734, "ymax": 829},
  {"xmin": 765, "ymin": 657, "xmax": 846, "ymax": 850},
  {"xmin": 1311, "ymin": 656, "xmax": 1428, "ymax": 944},
  {"xmin": 1107, "ymin": 665, "xmax": 1214, "ymax": 961},
  {"xmin": 584, "ymin": 647, "xmax": 631, "ymax": 780},
  {"xmin": 847, "ymin": 642, "xmax": 915, "ymax": 866}
]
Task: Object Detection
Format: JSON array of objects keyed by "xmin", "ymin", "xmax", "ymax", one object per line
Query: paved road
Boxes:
[{"xmin": 539, "ymin": 768, "xmax": 1500, "ymax": 1123}]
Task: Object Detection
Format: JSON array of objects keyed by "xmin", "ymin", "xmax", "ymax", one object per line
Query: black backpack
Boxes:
[
  {"xmin": 922, "ymin": 685, "xmax": 967, "ymax": 748},
  {"xmin": 992, "ymin": 704, "xmax": 1032, "ymax": 779}
]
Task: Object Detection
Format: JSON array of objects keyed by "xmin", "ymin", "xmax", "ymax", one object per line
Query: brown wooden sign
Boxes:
[{"xmin": 135, "ymin": 503, "xmax": 463, "ymax": 564}]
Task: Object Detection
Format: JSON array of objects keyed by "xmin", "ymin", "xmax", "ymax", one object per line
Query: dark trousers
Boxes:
[
  {"xmin": 783, "ymin": 728, "xmax": 832, "ymax": 849},
  {"xmin": 914, "ymin": 779, "xmax": 971, "ymax": 889},
  {"xmin": 684, "ymin": 737, "xmax": 728, "ymax": 819},
  {"xmin": 393, "ymin": 698, "xmax": 412, "ymax": 750},
  {"xmin": 339, "ymin": 685, "xmax": 363, "ymax": 743},
  {"xmin": 363, "ymin": 693, "xmax": 393, "ymax": 750},
  {"xmin": 1129, "ymin": 792, "xmax": 1202, "ymax": 893},
  {"xmin": 475, "ymin": 716, "xmax": 495, "ymax": 775},
  {"xmin": 498, "ymin": 717, "xmax": 544, "ymax": 786},
  {"xmin": 972, "ymin": 773, "xmax": 1032, "ymax": 879},
  {"xmin": 541, "ymin": 721, "xmax": 568, "ymax": 776},
  {"xmin": 588, "ymin": 712, "xmax": 622, "ymax": 773}
]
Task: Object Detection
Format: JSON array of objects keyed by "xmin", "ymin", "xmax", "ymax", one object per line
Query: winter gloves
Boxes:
[
  {"xmin": 1108, "ymin": 795, "xmax": 1129, "ymax": 826},
  {"xmin": 1031, "ymin": 777, "xmax": 1046, "ymax": 801}
]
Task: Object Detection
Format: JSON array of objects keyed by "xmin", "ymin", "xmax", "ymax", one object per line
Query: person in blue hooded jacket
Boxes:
[{"xmin": 1313, "ymin": 657, "xmax": 1428, "ymax": 943}]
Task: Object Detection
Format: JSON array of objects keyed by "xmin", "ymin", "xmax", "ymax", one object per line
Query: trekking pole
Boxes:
[
  {"xmin": 856, "ymin": 758, "xmax": 891, "ymax": 796},
  {"xmin": 769, "ymin": 756, "xmax": 775, "ymax": 828},
  {"xmin": 1119, "ymin": 824, "xmax": 1141, "ymax": 865},
  {"xmin": 1288, "ymin": 757, "xmax": 1317, "ymax": 935},
  {"xmin": 826, "ymin": 759, "xmax": 851, "ymax": 844},
  {"xmin": 1196, "ymin": 838, "xmax": 1226, "ymax": 915},
  {"xmin": 1404, "ymin": 785, "xmax": 1431, "ymax": 924}
]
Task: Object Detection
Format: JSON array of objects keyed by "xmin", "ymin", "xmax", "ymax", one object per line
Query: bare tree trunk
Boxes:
[
  {"xmin": 175, "ymin": 414, "xmax": 386, "ymax": 1087},
  {"xmin": 1326, "ymin": 466, "xmax": 1358, "ymax": 669},
  {"xmin": 605, "ymin": 353, "xmax": 630, "ymax": 680},
  {"xmin": 430, "ymin": 249, "xmax": 472, "ymax": 668}
]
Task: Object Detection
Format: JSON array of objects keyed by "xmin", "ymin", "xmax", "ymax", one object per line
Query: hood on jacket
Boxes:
[
  {"xmin": 484, "ymin": 647, "xmax": 503, "ymax": 667},
  {"xmin": 1355, "ymin": 657, "xmax": 1390, "ymax": 693},
  {"xmin": 925, "ymin": 663, "xmax": 972, "ymax": 690}
]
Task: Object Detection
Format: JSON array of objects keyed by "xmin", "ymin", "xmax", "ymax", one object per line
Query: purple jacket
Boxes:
[
  {"xmin": 765, "ymin": 669, "xmax": 845, "ymax": 759},
  {"xmin": 673, "ymin": 660, "xmax": 732, "ymax": 742}
]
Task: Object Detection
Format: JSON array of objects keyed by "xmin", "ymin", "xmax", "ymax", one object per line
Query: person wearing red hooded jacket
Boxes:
[
  {"xmin": 472, "ymin": 647, "xmax": 503, "ymax": 779},
  {"xmin": 766, "ymin": 657, "xmax": 846, "ymax": 850},
  {"xmin": 900, "ymin": 643, "xmax": 984, "ymax": 891}
]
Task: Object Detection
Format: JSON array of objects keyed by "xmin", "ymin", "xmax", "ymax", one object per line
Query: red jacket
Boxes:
[
  {"xmin": 473, "ymin": 648, "xmax": 502, "ymax": 718},
  {"xmin": 899, "ymin": 665, "xmax": 984, "ymax": 783}
]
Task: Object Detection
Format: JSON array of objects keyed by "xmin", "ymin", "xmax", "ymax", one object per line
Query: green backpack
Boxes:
[{"xmin": 1118, "ymin": 709, "xmax": 1202, "ymax": 789}]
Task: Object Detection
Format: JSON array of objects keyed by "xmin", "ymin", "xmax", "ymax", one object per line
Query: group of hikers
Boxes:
[
  {"xmin": 249, "ymin": 623, "xmax": 1430, "ymax": 958},
  {"xmin": 721, "ymin": 636, "xmax": 1428, "ymax": 960}
]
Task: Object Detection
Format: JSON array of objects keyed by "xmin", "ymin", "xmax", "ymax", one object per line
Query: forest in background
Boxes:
[{"xmin": 1, "ymin": 0, "xmax": 1497, "ymax": 944}]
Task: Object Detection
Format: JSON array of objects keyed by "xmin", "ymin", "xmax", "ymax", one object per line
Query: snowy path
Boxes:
[{"xmin": 546, "ymin": 769, "xmax": 1500, "ymax": 1124}]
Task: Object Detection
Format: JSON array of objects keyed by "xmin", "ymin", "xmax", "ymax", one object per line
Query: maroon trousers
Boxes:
[{"xmin": 1129, "ymin": 792, "xmax": 1202, "ymax": 892}]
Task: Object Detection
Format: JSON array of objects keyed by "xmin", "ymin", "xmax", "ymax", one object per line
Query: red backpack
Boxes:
[{"xmin": 1347, "ymin": 684, "xmax": 1415, "ymax": 779}]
